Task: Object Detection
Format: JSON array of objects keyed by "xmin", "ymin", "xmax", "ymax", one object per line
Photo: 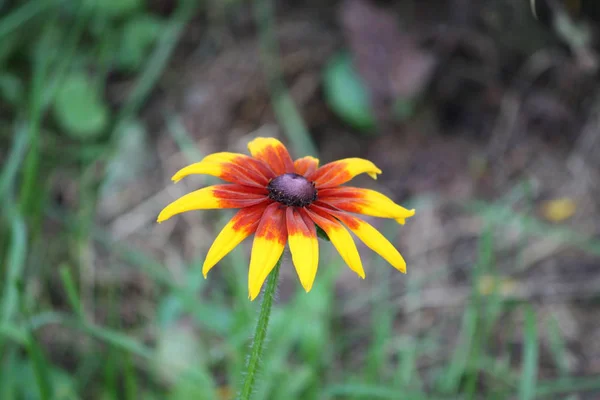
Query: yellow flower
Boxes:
[
  {"xmin": 158, "ymin": 137, "xmax": 415, "ymax": 300},
  {"xmin": 540, "ymin": 197, "xmax": 576, "ymax": 223}
]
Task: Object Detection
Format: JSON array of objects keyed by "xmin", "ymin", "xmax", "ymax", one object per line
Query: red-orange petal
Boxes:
[
  {"xmin": 172, "ymin": 152, "xmax": 274, "ymax": 187},
  {"xmin": 203, "ymin": 203, "xmax": 267, "ymax": 276},
  {"xmin": 248, "ymin": 203, "xmax": 288, "ymax": 300},
  {"xmin": 286, "ymin": 208, "xmax": 319, "ymax": 292},
  {"xmin": 157, "ymin": 184, "xmax": 270, "ymax": 223},
  {"xmin": 307, "ymin": 158, "xmax": 381, "ymax": 188},
  {"xmin": 247, "ymin": 137, "xmax": 295, "ymax": 175},
  {"xmin": 293, "ymin": 156, "xmax": 319, "ymax": 177}
]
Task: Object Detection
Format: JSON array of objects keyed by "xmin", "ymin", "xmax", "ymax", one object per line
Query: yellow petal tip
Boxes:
[
  {"xmin": 247, "ymin": 137, "xmax": 276, "ymax": 154},
  {"xmin": 395, "ymin": 209, "xmax": 416, "ymax": 225},
  {"xmin": 249, "ymin": 283, "xmax": 261, "ymax": 301},
  {"xmin": 367, "ymin": 169, "xmax": 382, "ymax": 180},
  {"xmin": 156, "ymin": 213, "xmax": 169, "ymax": 223},
  {"xmin": 394, "ymin": 262, "xmax": 407, "ymax": 274},
  {"xmin": 301, "ymin": 284, "xmax": 314, "ymax": 293},
  {"xmin": 170, "ymin": 169, "xmax": 188, "ymax": 182}
]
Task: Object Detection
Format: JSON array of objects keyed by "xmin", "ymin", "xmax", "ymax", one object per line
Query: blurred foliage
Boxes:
[
  {"xmin": 2, "ymin": 0, "xmax": 600, "ymax": 399},
  {"xmin": 322, "ymin": 51, "xmax": 422, "ymax": 133},
  {"xmin": 322, "ymin": 52, "xmax": 377, "ymax": 133},
  {"xmin": 0, "ymin": 0, "xmax": 198, "ymax": 398},
  {"xmin": 53, "ymin": 72, "xmax": 110, "ymax": 139},
  {"xmin": 0, "ymin": 0, "xmax": 163, "ymax": 140}
]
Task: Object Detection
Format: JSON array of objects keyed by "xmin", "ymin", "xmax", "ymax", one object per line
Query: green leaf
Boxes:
[
  {"xmin": 52, "ymin": 72, "xmax": 109, "ymax": 140},
  {"xmin": 322, "ymin": 52, "xmax": 376, "ymax": 133},
  {"xmin": 118, "ymin": 15, "xmax": 163, "ymax": 72}
]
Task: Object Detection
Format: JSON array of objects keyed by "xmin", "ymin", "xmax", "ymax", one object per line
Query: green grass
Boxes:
[{"xmin": 2, "ymin": 0, "xmax": 600, "ymax": 399}]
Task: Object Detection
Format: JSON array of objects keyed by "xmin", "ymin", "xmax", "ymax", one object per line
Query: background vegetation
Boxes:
[{"xmin": 2, "ymin": 0, "xmax": 600, "ymax": 399}]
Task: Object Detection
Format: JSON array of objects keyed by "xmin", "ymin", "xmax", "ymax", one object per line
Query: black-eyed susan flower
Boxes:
[{"xmin": 158, "ymin": 137, "xmax": 415, "ymax": 300}]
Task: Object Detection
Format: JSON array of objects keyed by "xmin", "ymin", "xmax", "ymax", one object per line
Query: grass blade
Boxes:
[
  {"xmin": 536, "ymin": 377, "xmax": 600, "ymax": 397},
  {"xmin": 0, "ymin": 0, "xmax": 57, "ymax": 39},
  {"xmin": 546, "ymin": 315, "xmax": 570, "ymax": 377},
  {"xmin": 1, "ymin": 212, "xmax": 27, "ymax": 324},
  {"xmin": 519, "ymin": 306, "xmax": 538, "ymax": 400},
  {"xmin": 0, "ymin": 125, "xmax": 29, "ymax": 199},
  {"xmin": 123, "ymin": 353, "xmax": 138, "ymax": 400},
  {"xmin": 25, "ymin": 332, "xmax": 53, "ymax": 400}
]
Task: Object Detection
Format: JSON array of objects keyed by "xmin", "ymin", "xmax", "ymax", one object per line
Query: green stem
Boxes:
[{"xmin": 240, "ymin": 258, "xmax": 282, "ymax": 399}]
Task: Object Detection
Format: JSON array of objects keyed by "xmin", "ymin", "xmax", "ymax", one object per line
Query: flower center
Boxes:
[{"xmin": 267, "ymin": 173, "xmax": 317, "ymax": 207}]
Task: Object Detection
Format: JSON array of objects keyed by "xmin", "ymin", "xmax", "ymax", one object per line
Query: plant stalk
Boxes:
[{"xmin": 239, "ymin": 258, "xmax": 281, "ymax": 399}]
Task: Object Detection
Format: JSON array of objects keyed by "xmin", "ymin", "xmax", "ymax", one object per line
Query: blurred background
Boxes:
[{"xmin": 2, "ymin": 0, "xmax": 600, "ymax": 398}]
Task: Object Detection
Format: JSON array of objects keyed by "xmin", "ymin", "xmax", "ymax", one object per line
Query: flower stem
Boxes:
[{"xmin": 240, "ymin": 258, "xmax": 281, "ymax": 400}]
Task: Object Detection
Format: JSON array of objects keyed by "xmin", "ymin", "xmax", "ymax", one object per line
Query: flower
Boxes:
[{"xmin": 157, "ymin": 137, "xmax": 415, "ymax": 300}]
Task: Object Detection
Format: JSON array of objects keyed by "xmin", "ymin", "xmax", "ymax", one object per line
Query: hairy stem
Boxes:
[{"xmin": 240, "ymin": 258, "xmax": 281, "ymax": 399}]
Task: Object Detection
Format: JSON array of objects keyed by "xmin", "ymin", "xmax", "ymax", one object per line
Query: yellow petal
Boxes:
[
  {"xmin": 172, "ymin": 152, "xmax": 239, "ymax": 182},
  {"xmin": 319, "ymin": 187, "xmax": 415, "ymax": 223},
  {"xmin": 308, "ymin": 158, "xmax": 382, "ymax": 188},
  {"xmin": 202, "ymin": 205, "xmax": 266, "ymax": 276},
  {"xmin": 341, "ymin": 158, "xmax": 382, "ymax": 180},
  {"xmin": 248, "ymin": 203, "xmax": 287, "ymax": 300},
  {"xmin": 202, "ymin": 152, "xmax": 243, "ymax": 163},
  {"xmin": 171, "ymin": 152, "xmax": 271, "ymax": 186},
  {"xmin": 286, "ymin": 208, "xmax": 319, "ymax": 292},
  {"xmin": 157, "ymin": 186, "xmax": 222, "ymax": 223},
  {"xmin": 306, "ymin": 208, "xmax": 365, "ymax": 278},
  {"xmin": 157, "ymin": 185, "xmax": 266, "ymax": 223},
  {"xmin": 334, "ymin": 212, "xmax": 406, "ymax": 273},
  {"xmin": 172, "ymin": 160, "xmax": 223, "ymax": 183}
]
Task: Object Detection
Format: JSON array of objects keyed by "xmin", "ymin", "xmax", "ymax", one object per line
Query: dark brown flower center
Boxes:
[{"xmin": 267, "ymin": 173, "xmax": 317, "ymax": 207}]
